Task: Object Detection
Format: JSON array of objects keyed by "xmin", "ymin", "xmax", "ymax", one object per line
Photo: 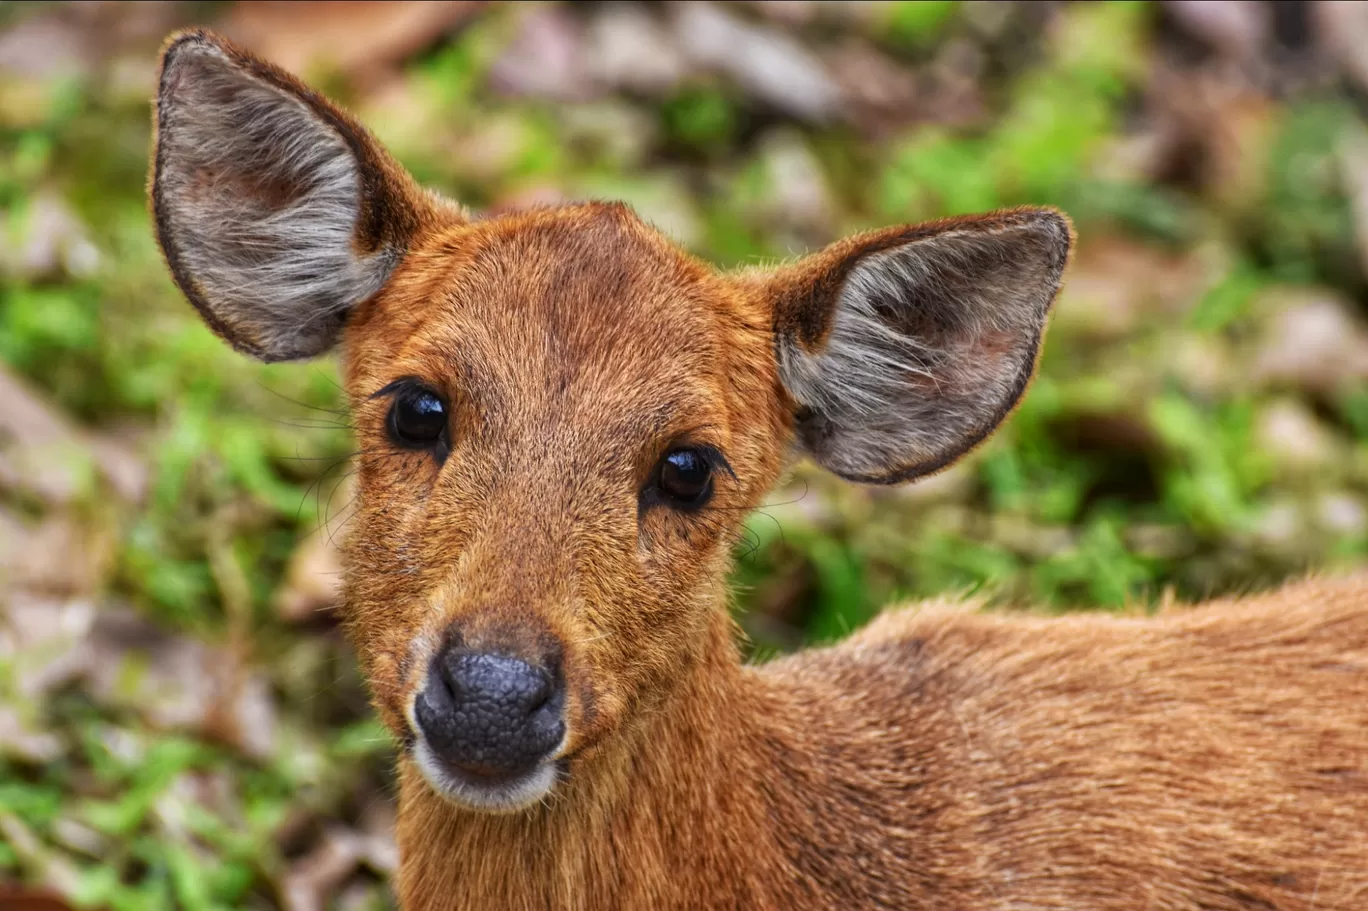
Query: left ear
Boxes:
[{"xmin": 764, "ymin": 207, "xmax": 1072, "ymax": 484}]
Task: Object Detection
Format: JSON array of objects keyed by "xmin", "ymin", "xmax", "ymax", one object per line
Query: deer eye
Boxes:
[
  {"xmin": 654, "ymin": 447, "xmax": 714, "ymax": 508},
  {"xmin": 387, "ymin": 386, "xmax": 448, "ymax": 450}
]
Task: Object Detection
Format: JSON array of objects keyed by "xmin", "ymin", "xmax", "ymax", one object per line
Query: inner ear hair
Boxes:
[
  {"xmin": 151, "ymin": 29, "xmax": 437, "ymax": 362},
  {"xmin": 771, "ymin": 208, "xmax": 1073, "ymax": 485}
]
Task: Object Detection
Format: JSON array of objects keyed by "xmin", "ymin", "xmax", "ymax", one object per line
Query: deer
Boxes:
[{"xmin": 148, "ymin": 28, "xmax": 1368, "ymax": 911}]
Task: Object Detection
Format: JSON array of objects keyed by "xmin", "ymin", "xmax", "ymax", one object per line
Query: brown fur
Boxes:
[{"xmin": 149, "ymin": 31, "xmax": 1368, "ymax": 911}]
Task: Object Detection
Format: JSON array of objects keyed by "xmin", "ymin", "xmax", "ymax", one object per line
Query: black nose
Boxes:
[{"xmin": 414, "ymin": 648, "xmax": 565, "ymax": 778}]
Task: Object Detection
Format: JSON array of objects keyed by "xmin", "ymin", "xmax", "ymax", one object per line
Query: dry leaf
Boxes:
[
  {"xmin": 489, "ymin": 5, "xmax": 592, "ymax": 102},
  {"xmin": 583, "ymin": 5, "xmax": 687, "ymax": 96},
  {"xmin": 0, "ymin": 889, "xmax": 79, "ymax": 911},
  {"xmin": 1316, "ymin": 0, "xmax": 1368, "ymax": 94},
  {"xmin": 1055, "ymin": 236, "xmax": 1214, "ymax": 338},
  {"xmin": 281, "ymin": 825, "xmax": 395, "ymax": 911},
  {"xmin": 84, "ymin": 609, "xmax": 280, "ymax": 760},
  {"xmin": 0, "ymin": 706, "xmax": 63, "ymax": 764},
  {"xmin": 221, "ymin": 1, "xmax": 487, "ymax": 91},
  {"xmin": 1255, "ymin": 399, "xmax": 1338, "ymax": 470},
  {"xmin": 671, "ymin": 2, "xmax": 842, "ymax": 123},
  {"xmin": 1163, "ymin": 0, "xmax": 1270, "ymax": 61},
  {"xmin": 275, "ymin": 529, "xmax": 346, "ymax": 624},
  {"xmin": 0, "ymin": 366, "xmax": 148, "ymax": 506},
  {"xmin": 0, "ymin": 191, "xmax": 101, "ymax": 281},
  {"xmin": 1251, "ymin": 290, "xmax": 1368, "ymax": 394}
]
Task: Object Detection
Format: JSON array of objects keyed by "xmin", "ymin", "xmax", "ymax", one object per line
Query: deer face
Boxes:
[
  {"xmin": 337, "ymin": 207, "xmax": 787, "ymax": 809},
  {"xmin": 150, "ymin": 30, "xmax": 1070, "ymax": 812}
]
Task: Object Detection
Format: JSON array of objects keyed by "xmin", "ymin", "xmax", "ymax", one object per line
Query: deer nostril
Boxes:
[{"xmin": 524, "ymin": 668, "xmax": 553, "ymax": 712}]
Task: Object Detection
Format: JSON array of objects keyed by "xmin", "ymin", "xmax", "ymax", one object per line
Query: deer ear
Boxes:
[
  {"xmin": 150, "ymin": 30, "xmax": 435, "ymax": 362},
  {"xmin": 766, "ymin": 208, "xmax": 1072, "ymax": 484}
]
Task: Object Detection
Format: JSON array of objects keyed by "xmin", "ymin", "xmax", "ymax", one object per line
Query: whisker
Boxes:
[{"xmin": 257, "ymin": 379, "xmax": 351, "ymax": 416}]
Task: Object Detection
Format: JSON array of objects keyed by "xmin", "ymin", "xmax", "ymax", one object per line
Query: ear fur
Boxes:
[
  {"xmin": 767, "ymin": 207, "xmax": 1073, "ymax": 484},
  {"xmin": 150, "ymin": 29, "xmax": 440, "ymax": 362}
]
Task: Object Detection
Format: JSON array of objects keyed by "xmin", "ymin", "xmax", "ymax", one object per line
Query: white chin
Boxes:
[{"xmin": 411, "ymin": 739, "xmax": 561, "ymax": 813}]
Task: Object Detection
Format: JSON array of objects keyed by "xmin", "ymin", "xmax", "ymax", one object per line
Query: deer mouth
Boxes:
[{"xmin": 406, "ymin": 715, "xmax": 569, "ymax": 813}]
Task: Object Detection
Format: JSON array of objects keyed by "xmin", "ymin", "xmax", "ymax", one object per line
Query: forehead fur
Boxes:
[{"xmin": 342, "ymin": 203, "xmax": 766, "ymax": 451}]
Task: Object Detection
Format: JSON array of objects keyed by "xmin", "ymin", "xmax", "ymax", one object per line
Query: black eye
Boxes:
[
  {"xmin": 656, "ymin": 447, "xmax": 713, "ymax": 508},
  {"xmin": 388, "ymin": 387, "xmax": 448, "ymax": 449}
]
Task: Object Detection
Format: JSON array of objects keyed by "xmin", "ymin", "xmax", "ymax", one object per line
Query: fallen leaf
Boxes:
[
  {"xmin": 1163, "ymin": 0, "xmax": 1270, "ymax": 61},
  {"xmin": 0, "ymin": 366, "xmax": 148, "ymax": 506},
  {"xmin": 275, "ymin": 529, "xmax": 346, "ymax": 625},
  {"xmin": 583, "ymin": 5, "xmax": 687, "ymax": 96},
  {"xmin": 1316, "ymin": 0, "xmax": 1368, "ymax": 95},
  {"xmin": 751, "ymin": 129, "xmax": 835, "ymax": 237},
  {"xmin": 0, "ymin": 190, "xmax": 101, "ymax": 282},
  {"xmin": 0, "ymin": 706, "xmax": 63, "ymax": 764},
  {"xmin": 0, "ymin": 889, "xmax": 79, "ymax": 911},
  {"xmin": 1, "ymin": 513, "xmax": 117, "ymax": 598},
  {"xmin": 1255, "ymin": 399, "xmax": 1339, "ymax": 470},
  {"xmin": 0, "ymin": 596, "xmax": 279, "ymax": 760},
  {"xmin": 1317, "ymin": 492, "xmax": 1368, "ymax": 536},
  {"xmin": 0, "ymin": 816, "xmax": 82, "ymax": 899},
  {"xmin": 221, "ymin": 1, "xmax": 488, "ymax": 91},
  {"xmin": 84, "ymin": 608, "xmax": 280, "ymax": 760},
  {"xmin": 1054, "ymin": 235, "xmax": 1215, "ymax": 338},
  {"xmin": 488, "ymin": 5, "xmax": 593, "ymax": 102},
  {"xmin": 671, "ymin": 2, "xmax": 843, "ymax": 123},
  {"xmin": 1251, "ymin": 289, "xmax": 1368, "ymax": 394},
  {"xmin": 281, "ymin": 827, "xmax": 385, "ymax": 911},
  {"xmin": 0, "ymin": 593, "xmax": 98, "ymax": 701}
]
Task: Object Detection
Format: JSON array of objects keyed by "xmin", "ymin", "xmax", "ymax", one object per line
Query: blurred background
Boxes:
[{"xmin": 2, "ymin": 0, "xmax": 1368, "ymax": 908}]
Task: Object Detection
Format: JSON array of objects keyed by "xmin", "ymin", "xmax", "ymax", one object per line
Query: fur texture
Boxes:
[
  {"xmin": 396, "ymin": 577, "xmax": 1368, "ymax": 910},
  {"xmin": 149, "ymin": 31, "xmax": 1368, "ymax": 911}
]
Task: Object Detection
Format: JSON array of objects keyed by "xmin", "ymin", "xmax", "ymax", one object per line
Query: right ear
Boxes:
[{"xmin": 150, "ymin": 29, "xmax": 441, "ymax": 362}]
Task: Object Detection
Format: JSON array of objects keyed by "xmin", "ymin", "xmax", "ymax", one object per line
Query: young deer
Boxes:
[{"xmin": 150, "ymin": 30, "xmax": 1368, "ymax": 911}]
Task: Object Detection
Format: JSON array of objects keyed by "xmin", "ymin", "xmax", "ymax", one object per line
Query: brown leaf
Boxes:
[
  {"xmin": 1317, "ymin": 492, "xmax": 1368, "ymax": 536},
  {"xmin": 0, "ymin": 889, "xmax": 79, "ymax": 911},
  {"xmin": 1316, "ymin": 0, "xmax": 1368, "ymax": 95},
  {"xmin": 1254, "ymin": 399, "xmax": 1340, "ymax": 471},
  {"xmin": 84, "ymin": 609, "xmax": 280, "ymax": 760},
  {"xmin": 0, "ymin": 190, "xmax": 101, "ymax": 281},
  {"xmin": 670, "ymin": 2, "xmax": 843, "ymax": 123},
  {"xmin": 488, "ymin": 5, "xmax": 593, "ymax": 102},
  {"xmin": 0, "ymin": 593, "xmax": 98, "ymax": 701},
  {"xmin": 1054, "ymin": 235, "xmax": 1215, "ymax": 338},
  {"xmin": 275, "ymin": 529, "xmax": 346, "ymax": 625},
  {"xmin": 280, "ymin": 828, "xmax": 371, "ymax": 911},
  {"xmin": 0, "ymin": 513, "xmax": 117, "ymax": 599},
  {"xmin": 0, "ymin": 366, "xmax": 148, "ymax": 506},
  {"xmin": 583, "ymin": 5, "xmax": 687, "ymax": 96},
  {"xmin": 0, "ymin": 816, "xmax": 82, "ymax": 899},
  {"xmin": 0, "ymin": 599, "xmax": 279, "ymax": 759},
  {"xmin": 1146, "ymin": 62, "xmax": 1277, "ymax": 209},
  {"xmin": 1251, "ymin": 289, "xmax": 1368, "ymax": 394},
  {"xmin": 221, "ymin": 1, "xmax": 488, "ymax": 91},
  {"xmin": 823, "ymin": 40, "xmax": 922, "ymax": 136},
  {"xmin": 1163, "ymin": 0, "xmax": 1270, "ymax": 61},
  {"xmin": 750, "ymin": 129, "xmax": 835, "ymax": 239},
  {"xmin": 0, "ymin": 706, "xmax": 63, "ymax": 764}
]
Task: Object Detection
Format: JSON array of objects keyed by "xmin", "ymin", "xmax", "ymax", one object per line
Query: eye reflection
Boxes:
[
  {"xmin": 654, "ymin": 447, "xmax": 714, "ymax": 509},
  {"xmin": 387, "ymin": 386, "xmax": 448, "ymax": 450}
]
